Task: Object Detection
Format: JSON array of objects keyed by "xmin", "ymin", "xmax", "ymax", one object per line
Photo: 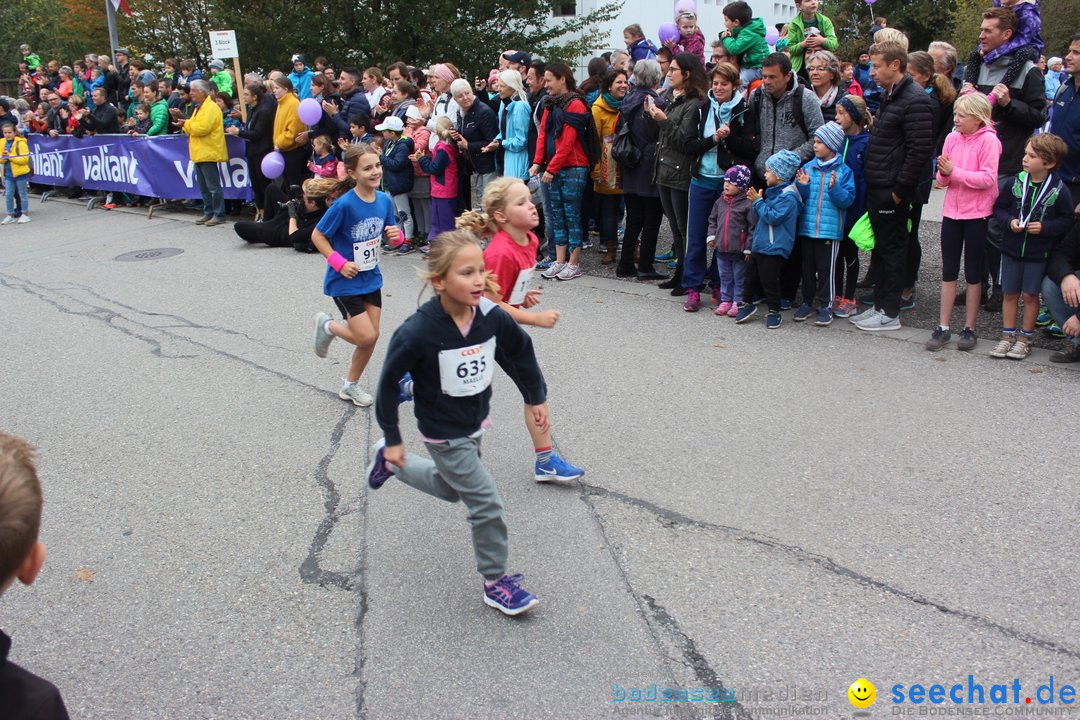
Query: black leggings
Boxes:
[
  {"xmin": 835, "ymin": 236, "xmax": 859, "ymax": 300},
  {"xmin": 658, "ymin": 185, "xmax": 689, "ymax": 284},
  {"xmin": 620, "ymin": 193, "xmax": 664, "ymax": 273},
  {"xmin": 940, "ymin": 217, "xmax": 988, "ymax": 284}
]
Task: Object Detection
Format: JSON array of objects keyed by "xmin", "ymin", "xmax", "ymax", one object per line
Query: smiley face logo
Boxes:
[{"xmin": 848, "ymin": 678, "xmax": 876, "ymax": 708}]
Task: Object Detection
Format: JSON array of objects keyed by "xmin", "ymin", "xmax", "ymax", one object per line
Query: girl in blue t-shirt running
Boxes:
[{"xmin": 311, "ymin": 143, "xmax": 401, "ymax": 406}]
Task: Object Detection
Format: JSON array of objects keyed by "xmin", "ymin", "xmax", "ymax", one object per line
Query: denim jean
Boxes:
[
  {"xmin": 4, "ymin": 175, "xmax": 29, "ymax": 217},
  {"xmin": 683, "ymin": 182, "xmax": 723, "ymax": 289},
  {"xmin": 596, "ymin": 193, "xmax": 622, "ymax": 250},
  {"xmin": 193, "ymin": 162, "xmax": 225, "ymax": 220},
  {"xmin": 1041, "ymin": 273, "xmax": 1080, "ymax": 346},
  {"xmin": 548, "ymin": 166, "xmax": 588, "ymax": 250}
]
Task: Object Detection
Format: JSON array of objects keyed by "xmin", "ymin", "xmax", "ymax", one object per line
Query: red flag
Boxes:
[{"xmin": 110, "ymin": 0, "xmax": 132, "ymax": 16}]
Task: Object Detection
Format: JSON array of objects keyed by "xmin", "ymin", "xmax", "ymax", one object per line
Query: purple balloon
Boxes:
[
  {"xmin": 261, "ymin": 150, "xmax": 285, "ymax": 180},
  {"xmin": 658, "ymin": 22, "xmax": 680, "ymax": 46},
  {"xmin": 298, "ymin": 98, "xmax": 322, "ymax": 126},
  {"xmin": 765, "ymin": 28, "xmax": 780, "ymax": 45},
  {"xmin": 673, "ymin": 0, "xmax": 696, "ymax": 17}
]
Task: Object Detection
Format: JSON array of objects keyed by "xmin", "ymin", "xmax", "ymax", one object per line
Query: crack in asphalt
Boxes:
[
  {"xmin": 0, "ymin": 272, "xmax": 330, "ymax": 393},
  {"xmin": 583, "ymin": 482, "xmax": 1080, "ymax": 662}
]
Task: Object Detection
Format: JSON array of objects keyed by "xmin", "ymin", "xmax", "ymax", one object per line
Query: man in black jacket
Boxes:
[
  {"xmin": 852, "ymin": 40, "xmax": 934, "ymax": 332},
  {"xmin": 973, "ymin": 7, "xmax": 1049, "ymax": 309},
  {"xmin": 324, "ymin": 67, "xmax": 372, "ymax": 139},
  {"xmin": 78, "ymin": 87, "xmax": 120, "ymax": 135},
  {"xmin": 111, "ymin": 47, "xmax": 132, "ymax": 110},
  {"xmin": 1042, "ymin": 223, "xmax": 1080, "ymax": 362},
  {"xmin": 42, "ymin": 92, "xmax": 67, "ymax": 137},
  {"xmin": 451, "ymin": 79, "xmax": 499, "ymax": 210}
]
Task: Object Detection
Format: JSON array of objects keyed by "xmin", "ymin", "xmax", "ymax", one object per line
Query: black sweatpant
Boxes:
[
  {"xmin": 800, "ymin": 237, "xmax": 840, "ymax": 309},
  {"xmin": 659, "ymin": 185, "xmax": 689, "ymax": 286},
  {"xmin": 868, "ymin": 192, "xmax": 911, "ymax": 318},
  {"xmin": 745, "ymin": 253, "xmax": 786, "ymax": 313},
  {"xmin": 780, "ymin": 236, "xmax": 803, "ymax": 304},
  {"xmin": 835, "ymin": 235, "xmax": 859, "ymax": 300}
]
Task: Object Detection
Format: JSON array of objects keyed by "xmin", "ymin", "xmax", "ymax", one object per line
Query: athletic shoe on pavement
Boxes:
[
  {"xmin": 483, "ymin": 573, "xmax": 539, "ymax": 616},
  {"xmin": 339, "ymin": 383, "xmax": 374, "ymax": 407},
  {"xmin": 313, "ymin": 312, "xmax": 334, "ymax": 358},
  {"xmin": 541, "ymin": 261, "xmax": 565, "ymax": 279},
  {"xmin": 534, "ymin": 454, "xmax": 584, "ymax": 482},
  {"xmin": 366, "ymin": 438, "xmax": 394, "ymax": 490}
]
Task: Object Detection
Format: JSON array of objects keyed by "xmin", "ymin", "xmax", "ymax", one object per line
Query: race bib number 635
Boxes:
[{"xmin": 438, "ymin": 337, "xmax": 496, "ymax": 397}]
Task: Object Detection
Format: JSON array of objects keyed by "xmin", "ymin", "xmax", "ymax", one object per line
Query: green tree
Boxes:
[
  {"xmin": 117, "ymin": 0, "xmax": 621, "ymax": 78},
  {"xmin": 827, "ymin": 0, "xmax": 958, "ymax": 58},
  {"xmin": 1042, "ymin": 0, "xmax": 1080, "ymax": 58}
]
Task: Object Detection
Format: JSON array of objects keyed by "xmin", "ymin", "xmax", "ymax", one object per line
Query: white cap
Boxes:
[
  {"xmin": 404, "ymin": 105, "xmax": 423, "ymax": 121},
  {"xmin": 374, "ymin": 116, "xmax": 404, "ymax": 132}
]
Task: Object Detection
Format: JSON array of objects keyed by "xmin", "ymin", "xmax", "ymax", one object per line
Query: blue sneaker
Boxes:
[
  {"xmin": 483, "ymin": 573, "xmax": 539, "ymax": 616},
  {"xmin": 535, "ymin": 259, "xmax": 553, "ymax": 270},
  {"xmin": 666, "ymin": 260, "xmax": 678, "ymax": 269},
  {"xmin": 313, "ymin": 311, "xmax": 334, "ymax": 358},
  {"xmin": 779, "ymin": 298, "xmax": 792, "ymax": 311},
  {"xmin": 766, "ymin": 311, "xmax": 782, "ymax": 329},
  {"xmin": 793, "ymin": 303, "xmax": 813, "ymax": 321},
  {"xmin": 1045, "ymin": 323, "xmax": 1067, "ymax": 339},
  {"xmin": 398, "ymin": 372, "xmax": 413, "ymax": 403},
  {"xmin": 734, "ymin": 303, "xmax": 758, "ymax": 324},
  {"xmin": 1036, "ymin": 306, "xmax": 1053, "ymax": 327},
  {"xmin": 655, "ymin": 250, "xmax": 674, "ymax": 262},
  {"xmin": 534, "ymin": 453, "xmax": 584, "ymax": 482},
  {"xmin": 396, "ymin": 242, "xmax": 416, "ymax": 255},
  {"xmin": 814, "ymin": 308, "xmax": 833, "ymax": 326},
  {"xmin": 366, "ymin": 438, "xmax": 394, "ymax": 490}
]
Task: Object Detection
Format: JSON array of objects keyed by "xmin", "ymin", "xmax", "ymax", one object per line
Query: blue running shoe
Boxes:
[
  {"xmin": 534, "ymin": 453, "xmax": 584, "ymax": 482},
  {"xmin": 366, "ymin": 438, "xmax": 394, "ymax": 490},
  {"xmin": 793, "ymin": 303, "xmax": 813, "ymax": 321},
  {"xmin": 535, "ymin": 259, "xmax": 553, "ymax": 270},
  {"xmin": 1045, "ymin": 323, "xmax": 1067, "ymax": 339},
  {"xmin": 779, "ymin": 298, "xmax": 792, "ymax": 311},
  {"xmin": 667, "ymin": 260, "xmax": 678, "ymax": 269},
  {"xmin": 767, "ymin": 311, "xmax": 782, "ymax": 329},
  {"xmin": 483, "ymin": 573, "xmax": 539, "ymax": 616},
  {"xmin": 398, "ymin": 372, "xmax": 414, "ymax": 403},
  {"xmin": 734, "ymin": 303, "xmax": 758, "ymax": 324},
  {"xmin": 814, "ymin": 308, "xmax": 833, "ymax": 326},
  {"xmin": 1036, "ymin": 306, "xmax": 1053, "ymax": 327},
  {"xmin": 655, "ymin": 250, "xmax": 674, "ymax": 262},
  {"xmin": 396, "ymin": 242, "xmax": 416, "ymax": 255}
]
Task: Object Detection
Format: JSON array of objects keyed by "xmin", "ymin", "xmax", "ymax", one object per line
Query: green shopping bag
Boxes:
[{"xmin": 850, "ymin": 212, "xmax": 875, "ymax": 251}]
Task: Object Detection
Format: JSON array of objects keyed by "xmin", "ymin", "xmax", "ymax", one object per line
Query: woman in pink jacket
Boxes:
[{"xmin": 925, "ymin": 94, "xmax": 1001, "ymax": 352}]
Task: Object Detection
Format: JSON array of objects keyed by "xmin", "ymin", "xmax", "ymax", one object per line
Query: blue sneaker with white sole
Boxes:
[
  {"xmin": 534, "ymin": 454, "xmax": 584, "ymax": 482},
  {"xmin": 483, "ymin": 573, "xmax": 539, "ymax": 616},
  {"xmin": 734, "ymin": 303, "xmax": 758, "ymax": 324},
  {"xmin": 366, "ymin": 438, "xmax": 394, "ymax": 490}
]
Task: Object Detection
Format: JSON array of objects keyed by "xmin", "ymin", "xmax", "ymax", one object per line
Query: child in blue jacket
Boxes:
[
  {"xmin": 377, "ymin": 116, "xmax": 416, "ymax": 246},
  {"xmin": 735, "ymin": 149, "xmax": 804, "ymax": 329},
  {"xmin": 793, "ymin": 122, "xmax": 855, "ymax": 326}
]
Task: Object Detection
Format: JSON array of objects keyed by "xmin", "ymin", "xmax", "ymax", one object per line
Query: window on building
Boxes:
[{"xmin": 554, "ymin": 0, "xmax": 576, "ymax": 16}]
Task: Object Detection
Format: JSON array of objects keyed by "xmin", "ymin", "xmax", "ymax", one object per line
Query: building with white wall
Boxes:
[{"xmin": 557, "ymin": 0, "xmax": 799, "ymax": 73}]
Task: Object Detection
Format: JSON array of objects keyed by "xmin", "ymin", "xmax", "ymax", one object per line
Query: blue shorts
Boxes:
[{"xmin": 999, "ymin": 255, "xmax": 1046, "ymax": 296}]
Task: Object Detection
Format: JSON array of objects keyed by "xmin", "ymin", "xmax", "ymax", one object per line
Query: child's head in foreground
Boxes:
[{"xmin": 0, "ymin": 432, "xmax": 46, "ymax": 598}]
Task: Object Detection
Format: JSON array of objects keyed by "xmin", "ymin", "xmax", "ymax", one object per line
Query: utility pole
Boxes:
[{"xmin": 105, "ymin": 0, "xmax": 119, "ymax": 60}]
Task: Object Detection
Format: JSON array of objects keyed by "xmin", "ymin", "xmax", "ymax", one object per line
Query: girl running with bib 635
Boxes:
[{"xmin": 368, "ymin": 231, "xmax": 547, "ymax": 616}]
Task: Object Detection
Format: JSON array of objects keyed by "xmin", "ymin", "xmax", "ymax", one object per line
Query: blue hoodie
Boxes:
[
  {"xmin": 839, "ymin": 131, "xmax": 870, "ymax": 231},
  {"xmin": 751, "ymin": 182, "xmax": 803, "ymax": 258}
]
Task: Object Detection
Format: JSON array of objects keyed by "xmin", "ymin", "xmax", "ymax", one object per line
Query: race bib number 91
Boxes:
[
  {"xmin": 438, "ymin": 337, "xmax": 496, "ymax": 397},
  {"xmin": 353, "ymin": 237, "xmax": 381, "ymax": 272}
]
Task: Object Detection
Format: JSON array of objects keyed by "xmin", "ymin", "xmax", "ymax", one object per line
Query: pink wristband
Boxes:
[{"xmin": 327, "ymin": 251, "xmax": 348, "ymax": 272}]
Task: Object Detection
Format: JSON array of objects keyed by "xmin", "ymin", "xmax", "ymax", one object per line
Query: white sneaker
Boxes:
[
  {"xmin": 16, "ymin": 215, "xmax": 30, "ymax": 224},
  {"xmin": 540, "ymin": 261, "xmax": 566, "ymax": 279},
  {"xmin": 0, "ymin": 216, "xmax": 14, "ymax": 225},
  {"xmin": 849, "ymin": 306, "xmax": 879, "ymax": 324},
  {"xmin": 339, "ymin": 383, "xmax": 374, "ymax": 407},
  {"xmin": 856, "ymin": 312, "xmax": 901, "ymax": 331},
  {"xmin": 556, "ymin": 263, "xmax": 583, "ymax": 281}
]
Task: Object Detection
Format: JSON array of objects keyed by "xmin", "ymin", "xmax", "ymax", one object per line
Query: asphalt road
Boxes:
[{"xmin": 1, "ymin": 195, "xmax": 1078, "ymax": 720}]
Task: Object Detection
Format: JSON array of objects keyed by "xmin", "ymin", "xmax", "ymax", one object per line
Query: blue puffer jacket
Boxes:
[
  {"xmin": 796, "ymin": 157, "xmax": 855, "ymax": 241},
  {"xmin": 381, "ymin": 136, "xmax": 415, "ymax": 196},
  {"xmin": 751, "ymin": 182, "xmax": 803, "ymax": 258},
  {"xmin": 840, "ymin": 131, "xmax": 870, "ymax": 232}
]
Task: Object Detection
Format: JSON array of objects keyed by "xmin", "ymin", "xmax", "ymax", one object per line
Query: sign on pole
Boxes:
[
  {"xmin": 208, "ymin": 30, "xmax": 246, "ymax": 123},
  {"xmin": 208, "ymin": 30, "xmax": 239, "ymax": 59}
]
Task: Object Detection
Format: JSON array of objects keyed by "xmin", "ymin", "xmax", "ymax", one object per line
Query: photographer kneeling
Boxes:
[{"xmin": 234, "ymin": 178, "xmax": 345, "ymax": 251}]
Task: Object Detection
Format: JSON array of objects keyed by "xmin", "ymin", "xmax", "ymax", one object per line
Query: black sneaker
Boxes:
[
  {"xmin": 1050, "ymin": 345, "xmax": 1080, "ymax": 363},
  {"xmin": 925, "ymin": 327, "xmax": 950, "ymax": 351}
]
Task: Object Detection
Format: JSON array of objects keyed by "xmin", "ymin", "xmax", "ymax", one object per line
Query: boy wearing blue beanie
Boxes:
[
  {"xmin": 736, "ymin": 149, "xmax": 805, "ymax": 329},
  {"xmin": 793, "ymin": 121, "xmax": 855, "ymax": 326}
]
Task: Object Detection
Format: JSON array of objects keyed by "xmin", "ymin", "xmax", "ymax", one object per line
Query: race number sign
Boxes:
[{"xmin": 438, "ymin": 337, "xmax": 496, "ymax": 397}]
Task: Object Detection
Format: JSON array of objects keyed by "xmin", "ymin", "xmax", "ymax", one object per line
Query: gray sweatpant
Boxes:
[{"xmin": 394, "ymin": 436, "xmax": 508, "ymax": 580}]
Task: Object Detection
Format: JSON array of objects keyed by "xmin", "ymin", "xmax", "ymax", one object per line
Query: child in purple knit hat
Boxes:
[{"xmin": 703, "ymin": 165, "xmax": 756, "ymax": 317}]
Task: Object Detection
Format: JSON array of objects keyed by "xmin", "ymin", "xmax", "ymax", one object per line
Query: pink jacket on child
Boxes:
[{"xmin": 936, "ymin": 124, "xmax": 1001, "ymax": 220}]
